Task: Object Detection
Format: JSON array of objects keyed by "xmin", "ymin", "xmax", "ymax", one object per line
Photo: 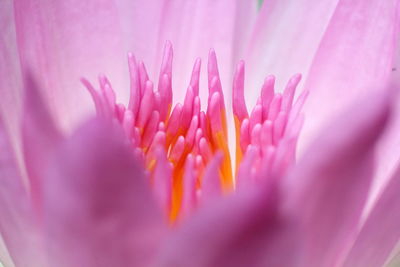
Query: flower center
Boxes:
[{"xmin": 82, "ymin": 41, "xmax": 307, "ymax": 222}]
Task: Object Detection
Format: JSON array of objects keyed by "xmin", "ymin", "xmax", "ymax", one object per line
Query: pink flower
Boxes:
[{"xmin": 1, "ymin": 1, "xmax": 400, "ymax": 267}]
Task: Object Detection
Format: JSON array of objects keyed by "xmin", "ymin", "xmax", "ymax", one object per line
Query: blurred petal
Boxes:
[
  {"xmin": 0, "ymin": 117, "xmax": 45, "ymax": 267},
  {"xmin": 0, "ymin": 0, "xmax": 23, "ymax": 164},
  {"xmin": 22, "ymin": 74, "xmax": 62, "ymax": 211},
  {"xmin": 301, "ymin": 0, "xmax": 400, "ymax": 151},
  {"xmin": 116, "ymin": 0, "xmax": 257, "ymax": 104},
  {"xmin": 43, "ymin": 119, "xmax": 166, "ymax": 267},
  {"xmin": 371, "ymin": 77, "xmax": 400, "ymax": 214},
  {"xmin": 246, "ymin": 0, "xmax": 339, "ymax": 103},
  {"xmin": 385, "ymin": 249, "xmax": 400, "ymax": 267},
  {"xmin": 284, "ymin": 90, "xmax": 391, "ymax": 266},
  {"xmin": 155, "ymin": 185, "xmax": 301, "ymax": 267},
  {"xmin": 0, "ymin": 235, "xmax": 13, "ymax": 267},
  {"xmin": 14, "ymin": 0, "xmax": 128, "ymax": 131},
  {"xmin": 341, "ymin": 165, "xmax": 400, "ymax": 267}
]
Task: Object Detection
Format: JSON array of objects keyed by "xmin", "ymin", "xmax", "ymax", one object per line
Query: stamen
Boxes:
[{"xmin": 82, "ymin": 41, "xmax": 307, "ymax": 223}]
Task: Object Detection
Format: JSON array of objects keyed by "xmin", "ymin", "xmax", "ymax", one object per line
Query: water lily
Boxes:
[{"xmin": 1, "ymin": 0, "xmax": 400, "ymax": 267}]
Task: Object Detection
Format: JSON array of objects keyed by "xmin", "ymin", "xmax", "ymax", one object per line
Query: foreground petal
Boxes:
[
  {"xmin": 0, "ymin": 235, "xmax": 14, "ymax": 267},
  {"xmin": 371, "ymin": 78, "xmax": 400, "ymax": 214},
  {"xmin": 0, "ymin": 0, "xmax": 24, "ymax": 165},
  {"xmin": 284, "ymin": 91, "xmax": 391, "ymax": 267},
  {"xmin": 341, "ymin": 164, "xmax": 400, "ymax": 267},
  {"xmin": 246, "ymin": 0, "xmax": 338, "ymax": 103},
  {"xmin": 22, "ymin": 74, "xmax": 62, "ymax": 211},
  {"xmin": 43, "ymin": 119, "xmax": 166, "ymax": 267},
  {"xmin": 155, "ymin": 185, "xmax": 301, "ymax": 267},
  {"xmin": 13, "ymin": 0, "xmax": 128, "ymax": 131},
  {"xmin": 0, "ymin": 117, "xmax": 45, "ymax": 267}
]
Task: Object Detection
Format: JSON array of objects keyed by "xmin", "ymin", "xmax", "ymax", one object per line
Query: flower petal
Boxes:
[
  {"xmin": 43, "ymin": 119, "xmax": 166, "ymax": 267},
  {"xmin": 155, "ymin": 185, "xmax": 301, "ymax": 267},
  {"xmin": 341, "ymin": 164, "xmax": 400, "ymax": 267},
  {"xmin": 0, "ymin": 0, "xmax": 24, "ymax": 163},
  {"xmin": 0, "ymin": 117, "xmax": 45, "ymax": 267},
  {"xmin": 370, "ymin": 78, "xmax": 400, "ymax": 214},
  {"xmin": 13, "ymin": 0, "xmax": 128, "ymax": 131},
  {"xmin": 301, "ymin": 0, "xmax": 400, "ymax": 151},
  {"xmin": 246, "ymin": 0, "xmax": 339, "ymax": 103},
  {"xmin": 22, "ymin": 74, "xmax": 62, "ymax": 211},
  {"xmin": 115, "ymin": 0, "xmax": 258, "ymax": 104},
  {"xmin": 0, "ymin": 236, "xmax": 14, "ymax": 267},
  {"xmin": 284, "ymin": 90, "xmax": 391, "ymax": 266}
]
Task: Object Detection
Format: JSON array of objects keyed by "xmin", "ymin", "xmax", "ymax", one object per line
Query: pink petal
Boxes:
[
  {"xmin": 301, "ymin": 0, "xmax": 400, "ymax": 152},
  {"xmin": 116, "ymin": 0, "xmax": 257, "ymax": 104},
  {"xmin": 341, "ymin": 165, "xmax": 400, "ymax": 267},
  {"xmin": 246, "ymin": 0, "xmax": 339, "ymax": 104},
  {"xmin": 154, "ymin": 185, "xmax": 301, "ymax": 267},
  {"xmin": 371, "ymin": 78, "xmax": 400, "ymax": 214},
  {"xmin": 0, "ymin": 236, "xmax": 14, "ymax": 267},
  {"xmin": 22, "ymin": 74, "xmax": 62, "ymax": 211},
  {"xmin": 0, "ymin": 0, "xmax": 23, "ymax": 164},
  {"xmin": 0, "ymin": 117, "xmax": 45, "ymax": 267},
  {"xmin": 13, "ymin": 0, "xmax": 128, "ymax": 131},
  {"xmin": 43, "ymin": 119, "xmax": 166, "ymax": 267},
  {"xmin": 300, "ymin": 0, "xmax": 400, "ymax": 224},
  {"xmin": 284, "ymin": 90, "xmax": 391, "ymax": 266},
  {"xmin": 386, "ymin": 250, "xmax": 400, "ymax": 267}
]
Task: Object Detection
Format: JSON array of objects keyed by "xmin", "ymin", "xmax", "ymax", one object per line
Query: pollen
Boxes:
[{"xmin": 82, "ymin": 41, "xmax": 307, "ymax": 222}]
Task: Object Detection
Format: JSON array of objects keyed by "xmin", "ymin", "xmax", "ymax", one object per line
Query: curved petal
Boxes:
[
  {"xmin": 155, "ymin": 185, "xmax": 302, "ymax": 267},
  {"xmin": 0, "ymin": 117, "xmax": 45, "ymax": 267},
  {"xmin": 341, "ymin": 164, "xmax": 400, "ymax": 267},
  {"xmin": 22, "ymin": 74, "xmax": 62, "ymax": 211},
  {"xmin": 43, "ymin": 119, "xmax": 166, "ymax": 267},
  {"xmin": 370, "ymin": 75, "xmax": 400, "ymax": 214},
  {"xmin": 301, "ymin": 0, "xmax": 400, "ymax": 152},
  {"xmin": 13, "ymin": 0, "xmax": 128, "ymax": 131},
  {"xmin": 245, "ymin": 0, "xmax": 339, "ymax": 104},
  {"xmin": 0, "ymin": 0, "xmax": 23, "ymax": 164},
  {"xmin": 0, "ymin": 236, "xmax": 13, "ymax": 267},
  {"xmin": 284, "ymin": 90, "xmax": 391, "ymax": 267},
  {"xmin": 115, "ymin": 0, "xmax": 258, "ymax": 104}
]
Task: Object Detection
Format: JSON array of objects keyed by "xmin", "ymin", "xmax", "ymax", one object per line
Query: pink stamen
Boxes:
[
  {"xmin": 261, "ymin": 75, "xmax": 275, "ymax": 120},
  {"xmin": 137, "ymin": 81, "xmax": 155, "ymax": 130},
  {"xmin": 201, "ymin": 152, "xmax": 223, "ymax": 204},
  {"xmin": 233, "ymin": 60, "xmax": 248, "ymax": 122},
  {"xmin": 181, "ymin": 154, "xmax": 197, "ymax": 217},
  {"xmin": 82, "ymin": 42, "xmax": 307, "ymax": 221}
]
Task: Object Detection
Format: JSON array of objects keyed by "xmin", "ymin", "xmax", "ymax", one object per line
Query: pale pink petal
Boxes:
[
  {"xmin": 341, "ymin": 165, "xmax": 400, "ymax": 267},
  {"xmin": 246, "ymin": 0, "xmax": 339, "ymax": 104},
  {"xmin": 155, "ymin": 185, "xmax": 301, "ymax": 267},
  {"xmin": 43, "ymin": 119, "xmax": 166, "ymax": 267},
  {"xmin": 284, "ymin": 90, "xmax": 391, "ymax": 266},
  {"xmin": 0, "ymin": 0, "xmax": 23, "ymax": 165},
  {"xmin": 300, "ymin": 0, "xmax": 400, "ymax": 223},
  {"xmin": 371, "ymin": 76, "xmax": 400, "ymax": 214},
  {"xmin": 0, "ymin": 236, "xmax": 13, "ymax": 267},
  {"xmin": 13, "ymin": 0, "xmax": 128, "ymax": 131},
  {"xmin": 0, "ymin": 117, "xmax": 46, "ymax": 267},
  {"xmin": 301, "ymin": 0, "xmax": 400, "ymax": 152},
  {"xmin": 386, "ymin": 249, "xmax": 400, "ymax": 267},
  {"xmin": 22, "ymin": 74, "xmax": 62, "ymax": 211},
  {"xmin": 115, "ymin": 0, "xmax": 258, "ymax": 104}
]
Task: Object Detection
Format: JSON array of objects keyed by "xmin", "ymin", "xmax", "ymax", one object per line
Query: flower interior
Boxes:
[{"xmin": 82, "ymin": 41, "xmax": 307, "ymax": 222}]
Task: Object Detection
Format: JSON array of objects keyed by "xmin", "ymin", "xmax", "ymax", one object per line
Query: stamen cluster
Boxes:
[{"xmin": 83, "ymin": 42, "xmax": 306, "ymax": 221}]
